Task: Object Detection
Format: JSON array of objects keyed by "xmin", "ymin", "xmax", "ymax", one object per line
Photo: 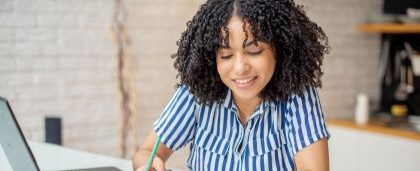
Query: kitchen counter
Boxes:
[
  {"xmin": 328, "ymin": 124, "xmax": 420, "ymax": 171},
  {"xmin": 327, "ymin": 117, "xmax": 420, "ymax": 141}
]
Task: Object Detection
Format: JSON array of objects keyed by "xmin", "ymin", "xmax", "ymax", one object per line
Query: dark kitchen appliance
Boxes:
[{"xmin": 384, "ymin": 0, "xmax": 420, "ymax": 15}]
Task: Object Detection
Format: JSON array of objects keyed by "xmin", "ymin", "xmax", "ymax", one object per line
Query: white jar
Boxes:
[{"xmin": 355, "ymin": 93, "xmax": 369, "ymax": 125}]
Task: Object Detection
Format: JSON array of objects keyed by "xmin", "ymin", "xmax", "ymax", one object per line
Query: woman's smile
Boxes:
[{"xmin": 232, "ymin": 76, "xmax": 258, "ymax": 88}]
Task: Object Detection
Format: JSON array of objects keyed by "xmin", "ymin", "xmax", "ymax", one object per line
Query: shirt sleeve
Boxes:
[
  {"xmin": 286, "ymin": 85, "xmax": 330, "ymax": 155},
  {"xmin": 154, "ymin": 85, "xmax": 197, "ymax": 151}
]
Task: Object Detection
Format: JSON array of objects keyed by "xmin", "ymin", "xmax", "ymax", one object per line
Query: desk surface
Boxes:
[{"xmin": 0, "ymin": 141, "xmax": 132, "ymax": 171}]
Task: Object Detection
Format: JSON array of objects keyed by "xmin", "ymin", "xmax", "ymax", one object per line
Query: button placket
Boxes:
[
  {"xmin": 231, "ymin": 103, "xmax": 263, "ymax": 166},
  {"xmin": 231, "ymin": 108, "xmax": 242, "ymax": 159},
  {"xmin": 238, "ymin": 122, "xmax": 251, "ymax": 154},
  {"xmin": 234, "ymin": 125, "xmax": 245, "ymax": 157}
]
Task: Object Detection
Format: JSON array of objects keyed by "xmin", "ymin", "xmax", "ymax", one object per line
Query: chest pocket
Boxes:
[
  {"xmin": 194, "ymin": 126, "xmax": 230, "ymax": 156},
  {"xmin": 247, "ymin": 129, "xmax": 287, "ymax": 157}
]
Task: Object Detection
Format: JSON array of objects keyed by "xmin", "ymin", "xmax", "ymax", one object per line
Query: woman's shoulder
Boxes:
[
  {"xmin": 168, "ymin": 85, "xmax": 199, "ymax": 107},
  {"xmin": 173, "ymin": 85, "xmax": 222, "ymax": 108},
  {"xmin": 174, "ymin": 84, "xmax": 195, "ymax": 97},
  {"xmin": 176, "ymin": 84, "xmax": 230, "ymax": 106},
  {"xmin": 288, "ymin": 85, "xmax": 319, "ymax": 101},
  {"xmin": 267, "ymin": 85, "xmax": 320, "ymax": 110}
]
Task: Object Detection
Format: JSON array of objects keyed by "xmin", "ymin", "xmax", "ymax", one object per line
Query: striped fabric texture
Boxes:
[{"xmin": 154, "ymin": 85, "xmax": 330, "ymax": 171}]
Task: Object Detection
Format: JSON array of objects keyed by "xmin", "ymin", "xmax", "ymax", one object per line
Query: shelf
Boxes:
[{"xmin": 357, "ymin": 23, "xmax": 420, "ymax": 34}]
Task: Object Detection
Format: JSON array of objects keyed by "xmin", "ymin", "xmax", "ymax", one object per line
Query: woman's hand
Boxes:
[
  {"xmin": 133, "ymin": 131, "xmax": 173, "ymax": 171},
  {"xmin": 134, "ymin": 153, "xmax": 166, "ymax": 171}
]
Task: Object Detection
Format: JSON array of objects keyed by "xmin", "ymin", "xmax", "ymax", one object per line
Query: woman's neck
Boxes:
[{"xmin": 233, "ymin": 96, "xmax": 262, "ymax": 126}]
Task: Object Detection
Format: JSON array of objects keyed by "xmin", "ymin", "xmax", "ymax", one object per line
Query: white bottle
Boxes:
[{"xmin": 355, "ymin": 93, "xmax": 369, "ymax": 125}]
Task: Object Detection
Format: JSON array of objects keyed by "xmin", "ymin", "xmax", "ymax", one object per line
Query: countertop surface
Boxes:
[{"xmin": 327, "ymin": 116, "xmax": 420, "ymax": 141}]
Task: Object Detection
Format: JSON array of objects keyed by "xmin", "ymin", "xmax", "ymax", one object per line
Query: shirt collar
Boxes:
[
  {"xmin": 223, "ymin": 89, "xmax": 237, "ymax": 111},
  {"xmin": 264, "ymin": 100, "xmax": 276, "ymax": 108},
  {"xmin": 223, "ymin": 89, "xmax": 276, "ymax": 112}
]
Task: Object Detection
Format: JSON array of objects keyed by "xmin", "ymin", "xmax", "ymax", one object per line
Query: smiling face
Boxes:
[{"xmin": 216, "ymin": 16, "xmax": 276, "ymax": 104}]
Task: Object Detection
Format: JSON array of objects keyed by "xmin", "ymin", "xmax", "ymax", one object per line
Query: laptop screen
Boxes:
[{"xmin": 0, "ymin": 97, "xmax": 40, "ymax": 171}]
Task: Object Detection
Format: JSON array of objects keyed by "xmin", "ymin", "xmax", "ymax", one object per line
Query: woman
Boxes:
[{"xmin": 134, "ymin": 0, "xmax": 330, "ymax": 170}]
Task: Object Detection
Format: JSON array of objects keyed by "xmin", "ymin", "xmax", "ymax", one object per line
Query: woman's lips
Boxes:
[{"xmin": 232, "ymin": 76, "xmax": 257, "ymax": 88}]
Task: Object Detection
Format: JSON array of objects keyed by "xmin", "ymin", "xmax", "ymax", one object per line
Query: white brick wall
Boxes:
[
  {"xmin": 0, "ymin": 0, "xmax": 119, "ymax": 157},
  {"xmin": 298, "ymin": 0, "xmax": 383, "ymax": 118},
  {"xmin": 0, "ymin": 0, "xmax": 383, "ymax": 169}
]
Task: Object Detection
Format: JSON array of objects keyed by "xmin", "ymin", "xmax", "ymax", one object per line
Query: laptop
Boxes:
[{"xmin": 0, "ymin": 97, "xmax": 122, "ymax": 171}]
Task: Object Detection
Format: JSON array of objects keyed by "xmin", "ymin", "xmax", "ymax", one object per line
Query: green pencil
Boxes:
[{"xmin": 144, "ymin": 136, "xmax": 161, "ymax": 171}]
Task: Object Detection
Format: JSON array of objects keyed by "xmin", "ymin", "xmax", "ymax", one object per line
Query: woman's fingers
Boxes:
[
  {"xmin": 135, "ymin": 156, "xmax": 166, "ymax": 171},
  {"xmin": 152, "ymin": 155, "xmax": 167, "ymax": 171}
]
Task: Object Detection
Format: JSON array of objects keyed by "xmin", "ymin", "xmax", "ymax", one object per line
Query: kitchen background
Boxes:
[{"xmin": 2, "ymin": 0, "xmax": 416, "ymax": 170}]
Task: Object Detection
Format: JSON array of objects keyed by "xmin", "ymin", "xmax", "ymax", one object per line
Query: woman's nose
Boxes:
[{"xmin": 233, "ymin": 55, "xmax": 250, "ymax": 74}]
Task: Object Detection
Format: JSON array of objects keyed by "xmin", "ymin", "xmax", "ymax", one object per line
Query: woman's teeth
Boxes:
[{"xmin": 234, "ymin": 77, "xmax": 256, "ymax": 84}]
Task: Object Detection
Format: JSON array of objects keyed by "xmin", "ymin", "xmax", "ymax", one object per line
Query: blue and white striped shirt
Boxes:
[{"xmin": 154, "ymin": 85, "xmax": 330, "ymax": 171}]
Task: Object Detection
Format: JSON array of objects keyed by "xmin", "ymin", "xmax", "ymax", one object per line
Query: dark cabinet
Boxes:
[{"xmin": 358, "ymin": 24, "xmax": 420, "ymax": 116}]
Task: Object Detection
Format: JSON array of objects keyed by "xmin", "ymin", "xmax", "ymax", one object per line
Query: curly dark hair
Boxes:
[{"xmin": 172, "ymin": 0, "xmax": 329, "ymax": 103}]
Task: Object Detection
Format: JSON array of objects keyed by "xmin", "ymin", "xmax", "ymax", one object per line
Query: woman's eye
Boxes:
[
  {"xmin": 220, "ymin": 55, "xmax": 233, "ymax": 60},
  {"xmin": 248, "ymin": 50, "xmax": 263, "ymax": 56}
]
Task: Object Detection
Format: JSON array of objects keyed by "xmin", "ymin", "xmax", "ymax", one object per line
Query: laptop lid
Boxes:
[
  {"xmin": 0, "ymin": 97, "xmax": 40, "ymax": 171},
  {"xmin": 0, "ymin": 98, "xmax": 124, "ymax": 171}
]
